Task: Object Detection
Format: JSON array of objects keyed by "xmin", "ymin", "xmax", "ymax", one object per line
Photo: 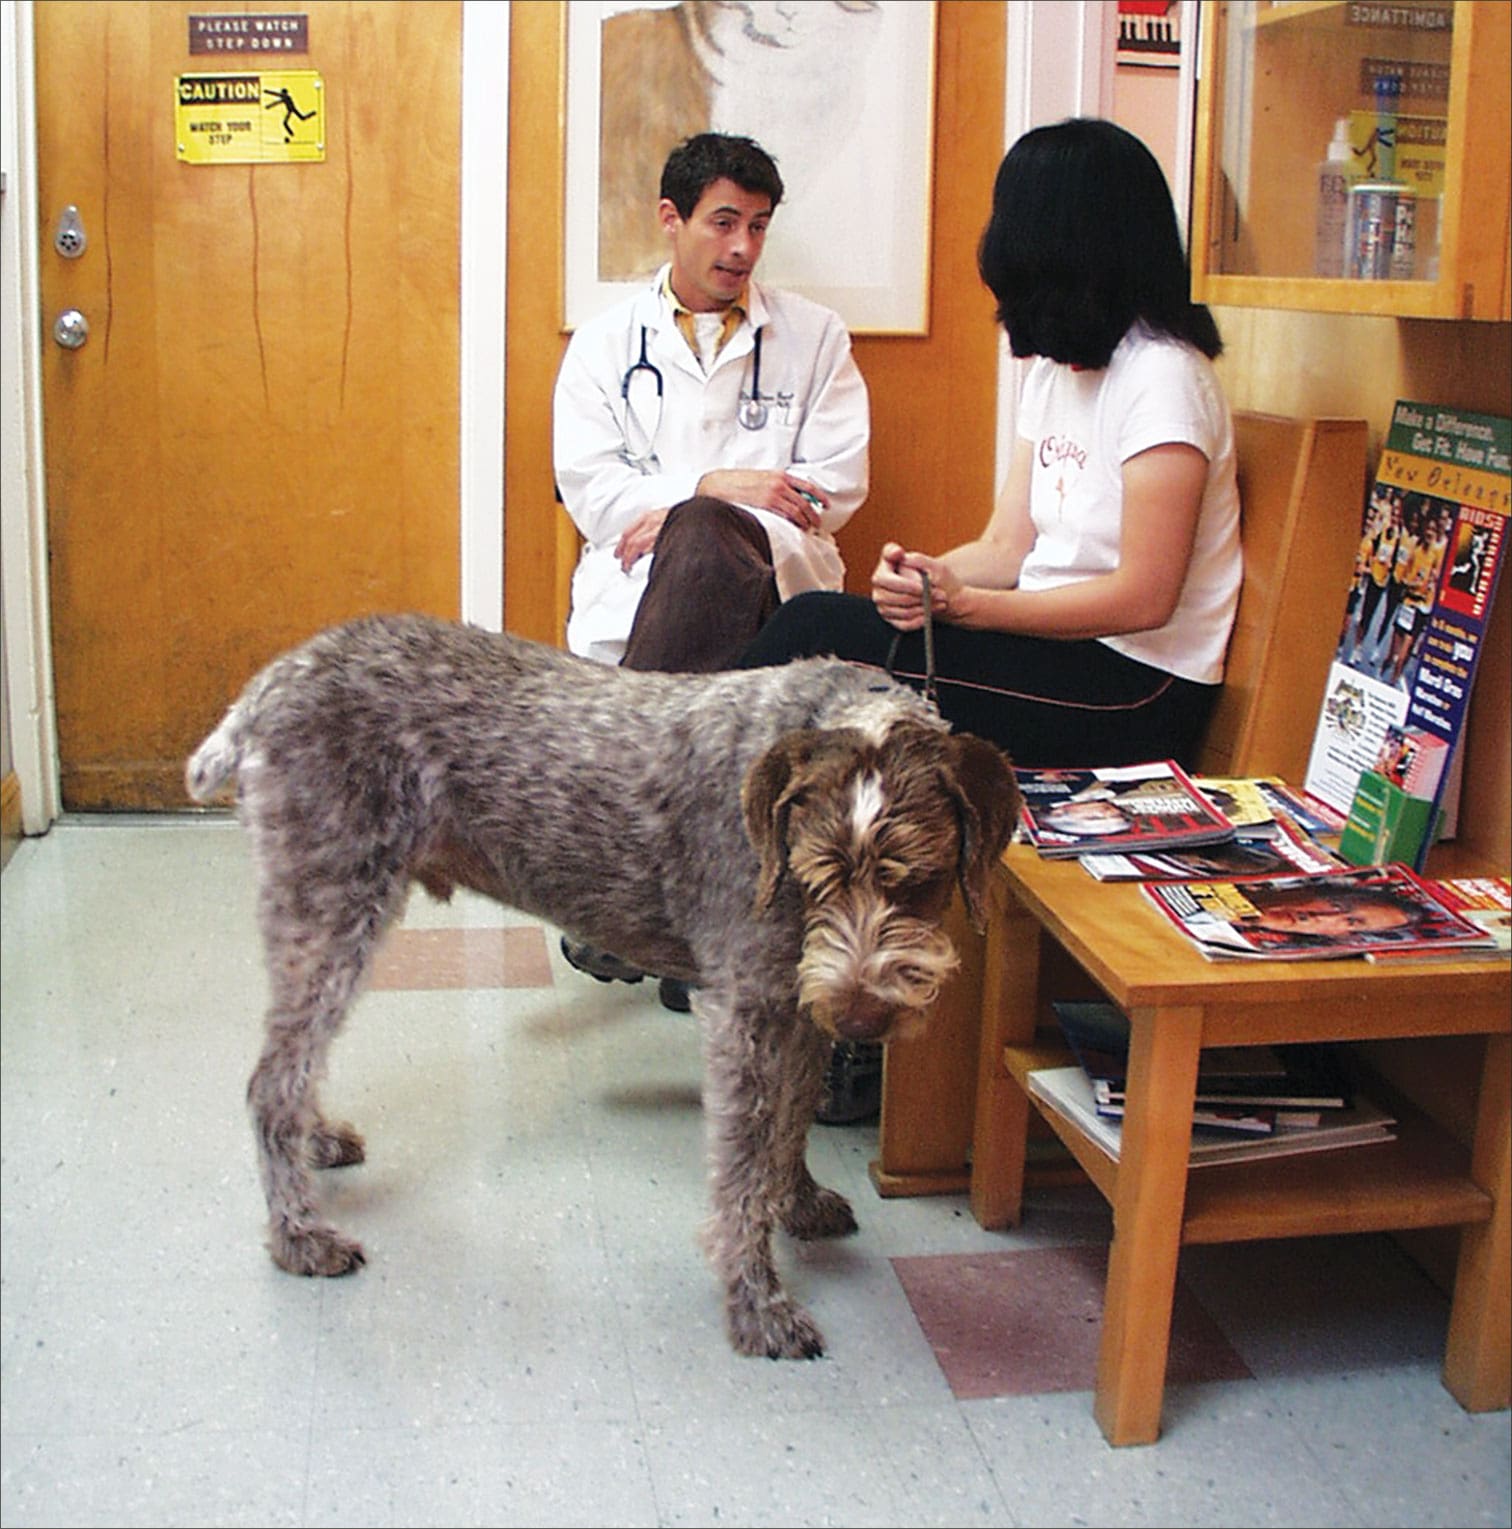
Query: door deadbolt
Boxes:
[
  {"xmin": 53, "ymin": 309, "xmax": 89, "ymax": 350},
  {"xmin": 54, "ymin": 205, "xmax": 87, "ymax": 259}
]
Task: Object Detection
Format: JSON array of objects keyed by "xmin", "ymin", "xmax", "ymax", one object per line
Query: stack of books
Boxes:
[{"xmin": 1030, "ymin": 1000, "xmax": 1397, "ymax": 1168}]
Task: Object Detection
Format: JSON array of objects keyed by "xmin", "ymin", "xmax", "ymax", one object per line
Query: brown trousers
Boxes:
[{"xmin": 620, "ymin": 497, "xmax": 781, "ymax": 673}]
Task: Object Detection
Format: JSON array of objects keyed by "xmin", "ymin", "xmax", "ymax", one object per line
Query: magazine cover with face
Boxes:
[
  {"xmin": 1014, "ymin": 760, "xmax": 1236, "ymax": 859},
  {"xmin": 1142, "ymin": 863, "xmax": 1499, "ymax": 960}
]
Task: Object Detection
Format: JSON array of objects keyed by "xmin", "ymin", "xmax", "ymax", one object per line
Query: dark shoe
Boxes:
[
  {"xmin": 815, "ymin": 1040, "xmax": 883, "ymax": 1125},
  {"xmin": 560, "ymin": 936, "xmax": 645, "ymax": 985},
  {"xmin": 657, "ymin": 977, "xmax": 693, "ymax": 1013}
]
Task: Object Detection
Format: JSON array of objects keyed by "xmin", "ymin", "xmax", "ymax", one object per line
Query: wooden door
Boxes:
[
  {"xmin": 503, "ymin": 0, "xmax": 1006, "ymax": 646},
  {"xmin": 34, "ymin": 1, "xmax": 462, "ymax": 810}
]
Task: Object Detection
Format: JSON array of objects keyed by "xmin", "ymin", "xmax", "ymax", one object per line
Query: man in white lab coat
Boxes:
[
  {"xmin": 551, "ymin": 133, "xmax": 871, "ymax": 1028},
  {"xmin": 553, "ymin": 132, "xmax": 871, "ymax": 671}
]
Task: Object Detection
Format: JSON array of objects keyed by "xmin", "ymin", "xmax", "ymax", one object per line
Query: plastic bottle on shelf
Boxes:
[{"xmin": 1314, "ymin": 117, "xmax": 1352, "ymax": 278}]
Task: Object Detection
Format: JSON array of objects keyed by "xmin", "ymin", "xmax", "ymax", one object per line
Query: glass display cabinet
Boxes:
[{"xmin": 1190, "ymin": 1, "xmax": 1510, "ymax": 319}]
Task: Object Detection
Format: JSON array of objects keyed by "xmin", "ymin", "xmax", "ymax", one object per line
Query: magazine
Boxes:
[
  {"xmin": 1141, "ymin": 863, "xmax": 1498, "ymax": 961},
  {"xmin": 1364, "ymin": 875, "xmax": 1511, "ymax": 963},
  {"xmin": 1051, "ymin": 999, "xmax": 1352, "ymax": 1109},
  {"xmin": 1191, "ymin": 776, "xmax": 1280, "ymax": 831},
  {"xmin": 1026, "ymin": 1066, "xmax": 1396, "ymax": 1169},
  {"xmin": 1250, "ymin": 779, "xmax": 1349, "ymax": 838},
  {"xmin": 1303, "ymin": 400, "xmax": 1510, "ymax": 870},
  {"xmin": 1091, "ymin": 1097, "xmax": 1326, "ymax": 1133},
  {"xmin": 1079, "ymin": 815, "xmax": 1341, "ymax": 883},
  {"xmin": 1014, "ymin": 761, "xmax": 1235, "ymax": 859}
]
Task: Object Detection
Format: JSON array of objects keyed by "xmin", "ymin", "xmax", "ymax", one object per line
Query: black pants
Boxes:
[
  {"xmin": 737, "ymin": 590, "xmax": 1220, "ymax": 769},
  {"xmin": 620, "ymin": 497, "xmax": 779, "ymax": 673}
]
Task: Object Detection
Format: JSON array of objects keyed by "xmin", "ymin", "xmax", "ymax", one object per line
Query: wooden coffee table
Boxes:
[{"xmin": 930, "ymin": 846, "xmax": 1510, "ymax": 1446}]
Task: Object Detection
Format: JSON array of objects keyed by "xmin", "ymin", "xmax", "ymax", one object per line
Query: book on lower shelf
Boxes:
[
  {"xmin": 1014, "ymin": 760, "xmax": 1235, "ymax": 859},
  {"xmin": 1051, "ymin": 1000, "xmax": 1352, "ymax": 1110},
  {"xmin": 1141, "ymin": 863, "xmax": 1499, "ymax": 961},
  {"xmin": 1026, "ymin": 1066, "xmax": 1397, "ymax": 1169}
]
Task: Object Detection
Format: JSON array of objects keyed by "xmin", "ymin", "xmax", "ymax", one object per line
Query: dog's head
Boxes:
[{"xmin": 742, "ymin": 722, "xmax": 1020, "ymax": 1044}]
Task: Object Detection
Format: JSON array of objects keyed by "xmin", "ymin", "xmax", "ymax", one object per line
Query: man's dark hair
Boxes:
[
  {"xmin": 660, "ymin": 133, "xmax": 784, "ymax": 219},
  {"xmin": 977, "ymin": 117, "xmax": 1222, "ymax": 368}
]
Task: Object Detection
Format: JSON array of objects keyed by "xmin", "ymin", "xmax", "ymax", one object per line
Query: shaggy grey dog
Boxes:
[{"xmin": 187, "ymin": 613, "xmax": 1018, "ymax": 1359}]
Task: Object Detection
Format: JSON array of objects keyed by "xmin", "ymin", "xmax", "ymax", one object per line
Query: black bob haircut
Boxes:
[
  {"xmin": 977, "ymin": 117, "xmax": 1222, "ymax": 369},
  {"xmin": 660, "ymin": 133, "xmax": 785, "ymax": 221}
]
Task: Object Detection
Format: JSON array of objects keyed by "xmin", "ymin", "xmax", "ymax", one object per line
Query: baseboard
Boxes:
[{"xmin": 1, "ymin": 770, "xmax": 21, "ymax": 867}]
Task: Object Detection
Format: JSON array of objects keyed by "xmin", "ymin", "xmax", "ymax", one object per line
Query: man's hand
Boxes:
[
  {"xmin": 695, "ymin": 470, "xmax": 827, "ymax": 531},
  {"xmin": 615, "ymin": 508, "xmax": 669, "ymax": 572}
]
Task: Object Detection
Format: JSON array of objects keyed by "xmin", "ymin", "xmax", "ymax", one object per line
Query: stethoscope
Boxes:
[
  {"xmin": 738, "ymin": 328, "xmax": 769, "ymax": 429},
  {"xmin": 620, "ymin": 323, "xmax": 770, "ymax": 466}
]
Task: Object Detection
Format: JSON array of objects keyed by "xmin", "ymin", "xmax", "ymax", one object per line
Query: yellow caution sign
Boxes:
[{"xmin": 176, "ymin": 70, "xmax": 324, "ymax": 164}]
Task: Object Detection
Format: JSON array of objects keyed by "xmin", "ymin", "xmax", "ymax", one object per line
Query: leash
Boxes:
[{"xmin": 885, "ymin": 569, "xmax": 939, "ymax": 711}]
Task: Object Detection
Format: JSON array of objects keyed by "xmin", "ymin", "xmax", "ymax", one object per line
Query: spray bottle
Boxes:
[{"xmin": 1314, "ymin": 117, "xmax": 1352, "ymax": 278}]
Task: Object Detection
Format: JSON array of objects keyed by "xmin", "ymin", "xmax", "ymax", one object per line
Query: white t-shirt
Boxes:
[{"xmin": 1015, "ymin": 325, "xmax": 1243, "ymax": 685}]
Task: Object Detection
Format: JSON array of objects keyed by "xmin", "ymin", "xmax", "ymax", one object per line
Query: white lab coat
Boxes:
[{"xmin": 553, "ymin": 268, "xmax": 870, "ymax": 664}]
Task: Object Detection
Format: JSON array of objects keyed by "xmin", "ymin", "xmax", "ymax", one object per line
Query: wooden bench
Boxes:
[{"xmin": 870, "ymin": 412, "xmax": 1370, "ymax": 1196}]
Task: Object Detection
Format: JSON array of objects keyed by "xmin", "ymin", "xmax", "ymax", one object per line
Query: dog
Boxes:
[{"xmin": 186, "ymin": 613, "xmax": 1019, "ymax": 1359}]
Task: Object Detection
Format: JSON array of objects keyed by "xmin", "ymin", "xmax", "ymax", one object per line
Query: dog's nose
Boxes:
[{"xmin": 834, "ymin": 992, "xmax": 896, "ymax": 1044}]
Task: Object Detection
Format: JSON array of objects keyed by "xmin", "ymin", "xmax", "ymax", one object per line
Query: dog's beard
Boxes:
[{"xmin": 797, "ymin": 897, "xmax": 959, "ymax": 1044}]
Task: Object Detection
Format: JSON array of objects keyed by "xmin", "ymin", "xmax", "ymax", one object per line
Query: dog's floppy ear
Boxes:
[
  {"xmin": 939, "ymin": 734, "xmax": 1020, "ymax": 931},
  {"xmin": 742, "ymin": 729, "xmax": 828, "ymax": 911}
]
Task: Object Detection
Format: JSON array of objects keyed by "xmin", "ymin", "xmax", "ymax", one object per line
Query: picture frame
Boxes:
[
  {"xmin": 563, "ymin": 1, "xmax": 937, "ymax": 335},
  {"xmin": 1115, "ymin": 0, "xmax": 1181, "ymax": 70}
]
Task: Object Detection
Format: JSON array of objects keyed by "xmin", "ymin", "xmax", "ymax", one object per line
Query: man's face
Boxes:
[
  {"xmin": 1251, "ymin": 892, "xmax": 1411, "ymax": 938},
  {"xmin": 1040, "ymin": 799, "xmax": 1132, "ymax": 837},
  {"xmin": 660, "ymin": 178, "xmax": 773, "ymax": 312}
]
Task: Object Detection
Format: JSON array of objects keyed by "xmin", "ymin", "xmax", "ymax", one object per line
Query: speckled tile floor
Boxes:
[{"xmin": 2, "ymin": 819, "xmax": 1508, "ymax": 1529}]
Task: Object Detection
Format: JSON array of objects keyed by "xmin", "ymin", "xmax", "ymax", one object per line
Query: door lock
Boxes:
[{"xmin": 54, "ymin": 204, "xmax": 87, "ymax": 259}]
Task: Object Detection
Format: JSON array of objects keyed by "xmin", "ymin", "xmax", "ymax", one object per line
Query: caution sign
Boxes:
[{"xmin": 175, "ymin": 71, "xmax": 324, "ymax": 164}]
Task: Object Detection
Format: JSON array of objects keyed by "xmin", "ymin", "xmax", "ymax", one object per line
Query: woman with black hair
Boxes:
[{"xmin": 738, "ymin": 118, "xmax": 1243, "ymax": 770}]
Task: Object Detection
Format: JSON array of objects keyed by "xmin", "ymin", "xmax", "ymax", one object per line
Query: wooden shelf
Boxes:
[{"xmin": 1004, "ymin": 1042, "xmax": 1491, "ymax": 1247}]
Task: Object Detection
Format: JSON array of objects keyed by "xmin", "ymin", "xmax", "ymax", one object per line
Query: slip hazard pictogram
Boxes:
[{"xmin": 176, "ymin": 70, "xmax": 324, "ymax": 164}]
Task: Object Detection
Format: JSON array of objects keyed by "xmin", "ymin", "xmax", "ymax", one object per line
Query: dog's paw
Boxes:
[
  {"xmin": 269, "ymin": 1222, "xmax": 367, "ymax": 1277},
  {"xmin": 308, "ymin": 1121, "xmax": 366, "ymax": 1169},
  {"xmin": 726, "ymin": 1292, "xmax": 826, "ymax": 1360},
  {"xmin": 781, "ymin": 1184, "xmax": 858, "ymax": 1241}
]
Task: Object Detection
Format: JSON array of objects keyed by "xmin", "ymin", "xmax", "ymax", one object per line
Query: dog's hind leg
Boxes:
[
  {"xmin": 700, "ymin": 996, "xmax": 827, "ymax": 1359},
  {"xmin": 247, "ymin": 870, "xmax": 399, "ymax": 1277}
]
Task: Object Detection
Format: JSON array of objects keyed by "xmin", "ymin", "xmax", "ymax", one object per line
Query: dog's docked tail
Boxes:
[
  {"xmin": 185, "ymin": 706, "xmax": 247, "ymax": 803},
  {"xmin": 184, "ymin": 657, "xmax": 285, "ymax": 803}
]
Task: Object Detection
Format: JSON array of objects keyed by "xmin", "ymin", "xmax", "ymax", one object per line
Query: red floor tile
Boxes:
[
  {"xmin": 369, "ymin": 926, "xmax": 554, "ymax": 990},
  {"xmin": 891, "ymin": 1245, "xmax": 1252, "ymax": 1401}
]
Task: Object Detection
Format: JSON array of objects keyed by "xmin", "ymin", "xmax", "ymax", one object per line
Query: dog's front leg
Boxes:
[
  {"xmin": 699, "ymin": 995, "xmax": 825, "ymax": 1359},
  {"xmin": 775, "ymin": 1027, "xmax": 858, "ymax": 1242}
]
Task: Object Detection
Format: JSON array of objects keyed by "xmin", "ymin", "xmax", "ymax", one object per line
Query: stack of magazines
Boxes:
[
  {"xmin": 1078, "ymin": 774, "xmax": 1346, "ymax": 882},
  {"xmin": 1142, "ymin": 863, "xmax": 1504, "ymax": 962},
  {"xmin": 1013, "ymin": 761, "xmax": 1236, "ymax": 860},
  {"xmin": 1034, "ymin": 1000, "xmax": 1397, "ymax": 1167}
]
